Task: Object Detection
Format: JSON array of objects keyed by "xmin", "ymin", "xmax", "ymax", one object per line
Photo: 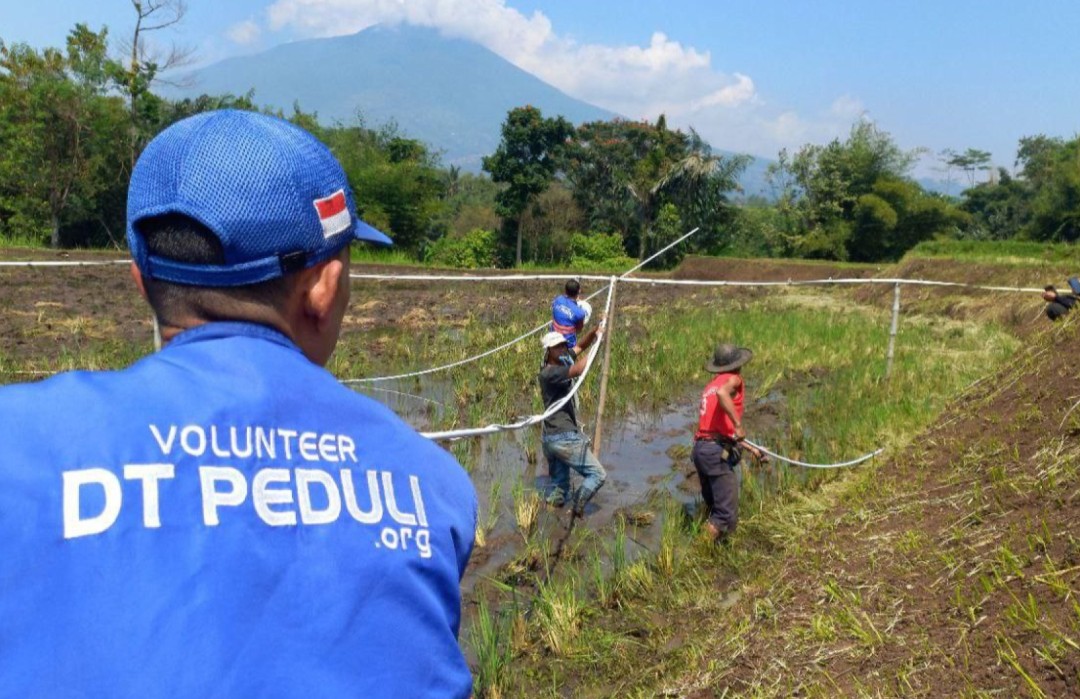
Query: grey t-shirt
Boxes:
[{"xmin": 538, "ymin": 363, "xmax": 578, "ymax": 436}]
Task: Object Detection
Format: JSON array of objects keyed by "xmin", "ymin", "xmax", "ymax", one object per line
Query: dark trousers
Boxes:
[
  {"xmin": 1047, "ymin": 301, "xmax": 1071, "ymax": 321},
  {"xmin": 692, "ymin": 439, "xmax": 742, "ymax": 534}
]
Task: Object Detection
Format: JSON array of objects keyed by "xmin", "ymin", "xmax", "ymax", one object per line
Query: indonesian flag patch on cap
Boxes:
[{"xmin": 313, "ymin": 189, "xmax": 352, "ymax": 238}]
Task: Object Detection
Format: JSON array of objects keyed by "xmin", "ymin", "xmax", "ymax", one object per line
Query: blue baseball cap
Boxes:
[{"xmin": 127, "ymin": 109, "xmax": 392, "ymax": 286}]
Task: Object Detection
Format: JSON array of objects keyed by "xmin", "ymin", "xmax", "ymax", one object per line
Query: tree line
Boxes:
[
  {"xmin": 730, "ymin": 126, "xmax": 1080, "ymax": 262},
  {"xmin": 2, "ymin": 22, "xmax": 1079, "ymax": 266},
  {"xmin": 0, "ymin": 23, "xmax": 453, "ymax": 254}
]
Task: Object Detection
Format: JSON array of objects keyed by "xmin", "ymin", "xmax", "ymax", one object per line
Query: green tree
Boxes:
[
  {"xmin": 425, "ymin": 227, "xmax": 497, "ymax": 268},
  {"xmin": 0, "ymin": 30, "xmax": 127, "ymax": 247},
  {"xmin": 117, "ymin": 0, "xmax": 193, "ymax": 168},
  {"xmin": 946, "ymin": 147, "xmax": 993, "ymax": 188},
  {"xmin": 442, "ymin": 172, "xmax": 501, "ymax": 238},
  {"xmin": 568, "ymin": 231, "xmax": 634, "ymax": 270},
  {"xmin": 563, "ymin": 117, "xmax": 745, "ymax": 261},
  {"xmin": 561, "ymin": 119, "xmax": 641, "ymax": 240},
  {"xmin": 319, "ymin": 117, "xmax": 448, "ymax": 252},
  {"xmin": 483, "ymin": 106, "xmax": 574, "ymax": 266},
  {"xmin": 959, "ymin": 135, "xmax": 1080, "ymax": 242},
  {"xmin": 655, "ymin": 138, "xmax": 748, "ymax": 259},
  {"xmin": 960, "ymin": 168, "xmax": 1030, "ymax": 239},
  {"xmin": 162, "ymin": 90, "xmax": 258, "ymax": 123},
  {"xmin": 848, "ymin": 178, "xmax": 969, "ymax": 261},
  {"xmin": 518, "ymin": 184, "xmax": 584, "ymax": 264},
  {"xmin": 1024, "ymin": 138, "xmax": 1080, "ymax": 242},
  {"xmin": 724, "ymin": 202, "xmax": 796, "ymax": 258},
  {"xmin": 776, "ymin": 121, "xmax": 925, "ymax": 259}
]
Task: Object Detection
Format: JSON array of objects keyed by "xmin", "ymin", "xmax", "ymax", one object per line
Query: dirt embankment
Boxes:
[
  {"xmin": 0, "ymin": 257, "xmax": 715, "ymax": 369},
  {"xmin": 0, "ymin": 262, "xmax": 148, "ymax": 364},
  {"xmin": 699, "ymin": 317, "xmax": 1080, "ymax": 697},
  {"xmin": 853, "ymin": 256, "xmax": 1061, "ymax": 335},
  {"xmin": 674, "ymin": 255, "xmax": 884, "ymax": 282}
]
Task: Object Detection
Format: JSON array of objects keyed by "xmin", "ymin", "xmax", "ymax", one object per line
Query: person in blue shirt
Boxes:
[
  {"xmin": 551, "ymin": 278, "xmax": 591, "ymax": 348},
  {"xmin": 0, "ymin": 110, "xmax": 477, "ymax": 698}
]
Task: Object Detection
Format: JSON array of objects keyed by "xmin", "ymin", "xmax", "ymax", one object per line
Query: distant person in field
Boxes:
[
  {"xmin": 693, "ymin": 343, "xmax": 767, "ymax": 544},
  {"xmin": 0, "ymin": 110, "xmax": 477, "ymax": 697},
  {"xmin": 538, "ymin": 325, "xmax": 607, "ymax": 516},
  {"xmin": 551, "ymin": 278, "xmax": 592, "ymax": 349},
  {"xmin": 1043, "ymin": 284, "xmax": 1078, "ymax": 321}
]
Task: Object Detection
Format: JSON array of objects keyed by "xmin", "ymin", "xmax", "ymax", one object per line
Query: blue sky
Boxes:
[{"xmin": 4, "ymin": 1, "xmax": 1078, "ymax": 178}]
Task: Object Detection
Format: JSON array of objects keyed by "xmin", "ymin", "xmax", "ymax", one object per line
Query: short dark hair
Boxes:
[
  {"xmin": 136, "ymin": 213, "xmax": 296, "ymax": 325},
  {"xmin": 565, "ymin": 279, "xmax": 580, "ymax": 297},
  {"xmin": 1045, "ymin": 285, "xmax": 1057, "ymax": 292}
]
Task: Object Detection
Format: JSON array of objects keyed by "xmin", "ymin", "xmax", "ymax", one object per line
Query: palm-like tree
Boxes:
[{"xmin": 629, "ymin": 130, "xmax": 747, "ymax": 259}]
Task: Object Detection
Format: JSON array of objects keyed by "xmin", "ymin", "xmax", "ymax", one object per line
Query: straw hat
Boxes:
[{"xmin": 705, "ymin": 343, "xmax": 752, "ymax": 373}]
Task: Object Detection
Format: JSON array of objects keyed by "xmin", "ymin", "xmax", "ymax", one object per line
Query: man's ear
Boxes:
[
  {"xmin": 303, "ymin": 256, "xmax": 346, "ymax": 326},
  {"xmin": 130, "ymin": 262, "xmax": 148, "ymax": 301}
]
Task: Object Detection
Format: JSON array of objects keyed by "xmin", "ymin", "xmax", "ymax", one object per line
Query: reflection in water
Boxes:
[
  {"xmin": 353, "ymin": 378, "xmax": 795, "ymax": 589},
  {"xmin": 348, "ymin": 376, "xmax": 454, "ymax": 432}
]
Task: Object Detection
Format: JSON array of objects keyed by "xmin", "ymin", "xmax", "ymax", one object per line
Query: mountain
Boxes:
[
  {"xmin": 167, "ymin": 24, "xmax": 617, "ymax": 169},
  {"xmin": 917, "ymin": 177, "xmax": 962, "ymax": 197},
  {"xmin": 734, "ymin": 155, "xmax": 775, "ymax": 200}
]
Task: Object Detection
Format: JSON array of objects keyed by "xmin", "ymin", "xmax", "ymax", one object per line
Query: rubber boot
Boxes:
[{"xmin": 571, "ymin": 487, "xmax": 592, "ymax": 517}]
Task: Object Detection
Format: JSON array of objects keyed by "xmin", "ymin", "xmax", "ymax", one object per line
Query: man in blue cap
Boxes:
[{"xmin": 0, "ymin": 110, "xmax": 477, "ymax": 698}]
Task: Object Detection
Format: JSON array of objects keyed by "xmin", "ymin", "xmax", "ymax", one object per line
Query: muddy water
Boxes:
[
  {"xmin": 356, "ymin": 387, "xmax": 702, "ymax": 573},
  {"xmin": 351, "ymin": 378, "xmax": 797, "ymax": 674},
  {"xmin": 597, "ymin": 399, "xmax": 700, "ymax": 505},
  {"xmin": 350, "ymin": 380, "xmax": 791, "ymax": 590},
  {"xmin": 349, "ymin": 376, "xmax": 455, "ymax": 432}
]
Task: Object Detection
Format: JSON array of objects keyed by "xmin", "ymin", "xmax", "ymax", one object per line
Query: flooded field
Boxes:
[{"xmin": 0, "ymin": 252, "xmax": 1037, "ymax": 696}]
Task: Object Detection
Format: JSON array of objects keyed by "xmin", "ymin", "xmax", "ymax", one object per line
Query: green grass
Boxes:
[
  {"xmin": 0, "ymin": 262, "xmax": 1037, "ymax": 696},
  {"xmin": 0, "ymin": 234, "xmax": 53, "ymax": 250},
  {"xmin": 680, "ymin": 253, "xmax": 881, "ymax": 270},
  {"xmin": 427, "ymin": 287, "xmax": 1019, "ymax": 697},
  {"xmin": 907, "ymin": 239, "xmax": 1080, "ymax": 266},
  {"xmin": 0, "ymin": 337, "xmax": 149, "ymax": 384},
  {"xmin": 348, "ymin": 245, "xmax": 422, "ymax": 266},
  {"xmin": 490, "ymin": 317, "xmax": 1076, "ymax": 698},
  {"xmin": 334, "ymin": 288, "xmax": 1016, "ymax": 467}
]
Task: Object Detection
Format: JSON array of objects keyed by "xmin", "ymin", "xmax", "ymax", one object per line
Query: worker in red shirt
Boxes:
[{"xmin": 693, "ymin": 343, "xmax": 766, "ymax": 543}]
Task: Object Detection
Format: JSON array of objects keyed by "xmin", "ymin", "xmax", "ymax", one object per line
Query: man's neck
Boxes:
[{"xmin": 157, "ymin": 315, "xmax": 295, "ymax": 348}]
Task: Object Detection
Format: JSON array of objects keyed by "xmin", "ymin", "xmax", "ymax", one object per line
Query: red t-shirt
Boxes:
[{"xmin": 696, "ymin": 372, "xmax": 744, "ymax": 440}]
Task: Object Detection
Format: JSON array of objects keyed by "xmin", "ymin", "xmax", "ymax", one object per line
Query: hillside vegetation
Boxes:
[
  {"xmin": 605, "ymin": 316, "xmax": 1080, "ymax": 698},
  {"xmin": 1, "ymin": 240, "xmax": 1076, "ymax": 697},
  {"xmin": 908, "ymin": 240, "xmax": 1080, "ymax": 267},
  {"xmin": 465, "ymin": 252, "xmax": 1077, "ymax": 698},
  {"xmin": 5, "ymin": 16, "xmax": 1080, "ymax": 272}
]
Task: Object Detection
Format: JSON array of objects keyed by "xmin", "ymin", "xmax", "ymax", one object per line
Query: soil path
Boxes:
[{"xmin": 698, "ymin": 318, "xmax": 1080, "ymax": 697}]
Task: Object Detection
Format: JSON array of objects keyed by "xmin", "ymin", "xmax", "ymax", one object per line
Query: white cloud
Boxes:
[
  {"xmin": 829, "ymin": 94, "xmax": 866, "ymax": 120},
  {"xmin": 226, "ymin": 19, "xmax": 262, "ymax": 46},
  {"xmin": 262, "ymin": 0, "xmax": 753, "ymax": 114},
  {"xmin": 259, "ymin": 0, "xmax": 866, "ymax": 159}
]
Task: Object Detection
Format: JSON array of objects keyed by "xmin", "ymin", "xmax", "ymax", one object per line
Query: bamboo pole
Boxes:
[
  {"xmin": 885, "ymin": 282, "xmax": 901, "ymax": 379},
  {"xmin": 152, "ymin": 314, "xmax": 162, "ymax": 352},
  {"xmin": 592, "ymin": 276, "xmax": 618, "ymax": 453}
]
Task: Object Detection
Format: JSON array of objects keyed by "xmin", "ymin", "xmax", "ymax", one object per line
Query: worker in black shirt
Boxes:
[
  {"xmin": 1043, "ymin": 285, "xmax": 1077, "ymax": 321},
  {"xmin": 537, "ymin": 325, "xmax": 606, "ymax": 515}
]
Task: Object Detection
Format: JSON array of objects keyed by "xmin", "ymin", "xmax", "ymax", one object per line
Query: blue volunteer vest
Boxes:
[
  {"xmin": 551, "ymin": 294, "xmax": 587, "ymax": 348},
  {"xmin": 0, "ymin": 322, "xmax": 477, "ymax": 698}
]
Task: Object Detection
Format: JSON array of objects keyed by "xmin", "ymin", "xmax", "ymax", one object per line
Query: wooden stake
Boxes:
[
  {"xmin": 885, "ymin": 282, "xmax": 901, "ymax": 379},
  {"xmin": 592, "ymin": 276, "xmax": 618, "ymax": 454}
]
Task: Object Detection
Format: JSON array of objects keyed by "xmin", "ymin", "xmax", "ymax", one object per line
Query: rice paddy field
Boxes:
[{"xmin": 1, "ymin": 249, "xmax": 1078, "ymax": 697}]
